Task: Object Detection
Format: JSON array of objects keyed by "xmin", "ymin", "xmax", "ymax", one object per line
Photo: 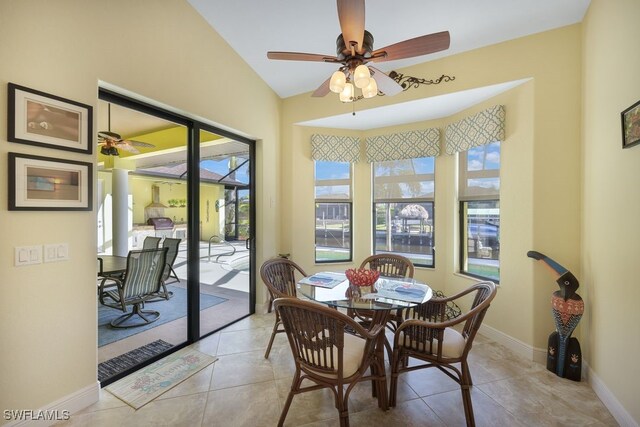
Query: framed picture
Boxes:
[
  {"xmin": 621, "ymin": 99, "xmax": 640, "ymax": 149},
  {"xmin": 7, "ymin": 82, "xmax": 93, "ymax": 154},
  {"xmin": 8, "ymin": 152, "xmax": 93, "ymax": 211}
]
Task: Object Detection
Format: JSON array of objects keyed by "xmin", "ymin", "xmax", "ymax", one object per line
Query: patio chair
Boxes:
[
  {"xmin": 260, "ymin": 257, "xmax": 308, "ymax": 358},
  {"xmin": 98, "ymin": 247, "xmax": 168, "ymax": 328},
  {"xmin": 274, "ymin": 297, "xmax": 387, "ymax": 427},
  {"xmin": 388, "ymin": 281, "xmax": 497, "ymax": 427},
  {"xmin": 148, "ymin": 237, "xmax": 181, "ymax": 301},
  {"xmin": 142, "ymin": 236, "xmax": 161, "ymax": 249}
]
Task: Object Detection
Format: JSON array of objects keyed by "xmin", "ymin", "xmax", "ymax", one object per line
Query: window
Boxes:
[
  {"xmin": 315, "ymin": 161, "xmax": 352, "ymax": 263},
  {"xmin": 372, "ymin": 157, "xmax": 435, "ymax": 267},
  {"xmin": 459, "ymin": 142, "xmax": 500, "ymax": 281}
]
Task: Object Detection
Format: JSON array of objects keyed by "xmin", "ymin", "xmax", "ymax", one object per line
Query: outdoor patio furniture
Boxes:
[
  {"xmin": 98, "ymin": 247, "xmax": 168, "ymax": 328},
  {"xmin": 260, "ymin": 257, "xmax": 307, "ymax": 358},
  {"xmin": 142, "ymin": 236, "xmax": 161, "ymax": 249},
  {"xmin": 274, "ymin": 297, "xmax": 387, "ymax": 427},
  {"xmin": 388, "ymin": 281, "xmax": 497, "ymax": 427}
]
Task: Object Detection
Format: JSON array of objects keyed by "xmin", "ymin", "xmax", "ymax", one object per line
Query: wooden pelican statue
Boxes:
[{"xmin": 527, "ymin": 250, "xmax": 583, "ymax": 381}]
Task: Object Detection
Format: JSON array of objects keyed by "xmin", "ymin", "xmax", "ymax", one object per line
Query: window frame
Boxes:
[
  {"xmin": 458, "ymin": 144, "xmax": 501, "ymax": 282},
  {"xmin": 314, "ymin": 161, "xmax": 353, "ymax": 264},
  {"xmin": 371, "ymin": 157, "xmax": 436, "ymax": 268}
]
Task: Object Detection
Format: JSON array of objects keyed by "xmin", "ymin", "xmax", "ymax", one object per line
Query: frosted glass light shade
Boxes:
[
  {"xmin": 339, "ymin": 82, "xmax": 354, "ymax": 102},
  {"xmin": 362, "ymin": 77, "xmax": 378, "ymax": 98},
  {"xmin": 329, "ymin": 71, "xmax": 347, "ymax": 93},
  {"xmin": 353, "ymin": 64, "xmax": 371, "ymax": 88}
]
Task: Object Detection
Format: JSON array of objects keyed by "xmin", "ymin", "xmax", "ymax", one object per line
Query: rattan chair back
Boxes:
[{"xmin": 359, "ymin": 253, "xmax": 414, "ymax": 278}]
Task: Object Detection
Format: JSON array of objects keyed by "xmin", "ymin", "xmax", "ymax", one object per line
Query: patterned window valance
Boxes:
[
  {"xmin": 311, "ymin": 134, "xmax": 360, "ymax": 162},
  {"xmin": 444, "ymin": 105, "xmax": 505, "ymax": 155},
  {"xmin": 365, "ymin": 128, "xmax": 441, "ymax": 162}
]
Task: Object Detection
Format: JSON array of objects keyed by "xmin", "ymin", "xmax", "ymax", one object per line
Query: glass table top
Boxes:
[{"xmin": 296, "ymin": 275, "xmax": 432, "ymax": 310}]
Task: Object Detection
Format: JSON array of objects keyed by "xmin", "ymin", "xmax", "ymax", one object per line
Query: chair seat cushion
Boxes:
[
  {"xmin": 399, "ymin": 326, "xmax": 466, "ymax": 359},
  {"xmin": 304, "ymin": 332, "xmax": 367, "ymax": 380}
]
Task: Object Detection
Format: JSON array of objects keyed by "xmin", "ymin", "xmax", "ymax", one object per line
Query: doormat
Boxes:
[
  {"xmin": 98, "ymin": 339, "xmax": 174, "ymax": 383},
  {"xmin": 105, "ymin": 347, "xmax": 217, "ymax": 409}
]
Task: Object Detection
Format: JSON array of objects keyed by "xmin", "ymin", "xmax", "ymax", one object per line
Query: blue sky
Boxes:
[{"xmin": 201, "ymin": 157, "xmax": 249, "ymax": 184}]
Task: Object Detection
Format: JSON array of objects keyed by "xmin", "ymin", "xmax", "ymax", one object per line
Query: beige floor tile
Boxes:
[
  {"xmin": 67, "ymin": 312, "xmax": 617, "ymax": 427},
  {"xmin": 349, "ymin": 398, "xmax": 447, "ymax": 427},
  {"xmin": 203, "ymin": 381, "xmax": 282, "ymax": 427},
  {"xmin": 423, "ymin": 388, "xmax": 527, "ymax": 427},
  {"xmin": 478, "ymin": 372, "xmax": 618, "ymax": 426},
  {"xmin": 210, "ymin": 350, "xmax": 276, "ymax": 390},
  {"xmin": 216, "ymin": 326, "xmax": 285, "ymax": 355},
  {"xmin": 274, "ymin": 377, "xmax": 344, "ymax": 426}
]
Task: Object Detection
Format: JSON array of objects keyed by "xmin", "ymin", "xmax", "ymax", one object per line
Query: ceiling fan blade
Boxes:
[
  {"xmin": 372, "ymin": 31, "xmax": 450, "ymax": 62},
  {"xmin": 125, "ymin": 140, "xmax": 155, "ymax": 148},
  {"xmin": 115, "ymin": 143, "xmax": 140, "ymax": 154},
  {"xmin": 98, "ymin": 130, "xmax": 122, "ymax": 141},
  {"xmin": 337, "ymin": 0, "xmax": 365, "ymax": 54},
  {"xmin": 370, "ymin": 66, "xmax": 403, "ymax": 96},
  {"xmin": 311, "ymin": 77, "xmax": 332, "ymax": 97},
  {"xmin": 267, "ymin": 51, "xmax": 339, "ymax": 63}
]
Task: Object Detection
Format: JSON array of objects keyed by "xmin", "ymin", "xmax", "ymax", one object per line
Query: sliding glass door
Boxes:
[
  {"xmin": 198, "ymin": 129, "xmax": 253, "ymax": 337},
  {"xmin": 96, "ymin": 89, "xmax": 255, "ymax": 385}
]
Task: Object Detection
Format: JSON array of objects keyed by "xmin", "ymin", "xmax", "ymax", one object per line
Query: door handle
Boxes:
[{"xmin": 246, "ymin": 238, "xmax": 251, "ymax": 250}]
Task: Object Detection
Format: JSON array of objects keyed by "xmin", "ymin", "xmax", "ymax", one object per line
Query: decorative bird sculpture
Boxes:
[{"xmin": 527, "ymin": 250, "xmax": 583, "ymax": 381}]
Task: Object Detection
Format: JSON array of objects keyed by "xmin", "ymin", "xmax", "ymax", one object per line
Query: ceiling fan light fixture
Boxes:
[
  {"xmin": 362, "ymin": 76, "xmax": 378, "ymax": 98},
  {"xmin": 329, "ymin": 70, "xmax": 347, "ymax": 93},
  {"xmin": 339, "ymin": 82, "xmax": 354, "ymax": 102},
  {"xmin": 353, "ymin": 64, "xmax": 371, "ymax": 88}
]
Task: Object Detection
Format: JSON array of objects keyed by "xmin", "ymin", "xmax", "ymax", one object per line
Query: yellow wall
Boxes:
[
  {"xmin": 0, "ymin": 0, "xmax": 280, "ymax": 417},
  {"xmin": 281, "ymin": 26, "xmax": 581, "ymax": 354},
  {"xmin": 582, "ymin": 0, "xmax": 640, "ymax": 423}
]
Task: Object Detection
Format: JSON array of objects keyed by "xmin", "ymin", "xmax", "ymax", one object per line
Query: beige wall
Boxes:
[
  {"xmin": 0, "ymin": 0, "xmax": 280, "ymax": 417},
  {"xmin": 582, "ymin": 0, "xmax": 640, "ymax": 423},
  {"xmin": 281, "ymin": 26, "xmax": 582, "ymax": 352}
]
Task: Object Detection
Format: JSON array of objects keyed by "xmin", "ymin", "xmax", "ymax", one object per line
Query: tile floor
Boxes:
[{"xmin": 62, "ymin": 312, "xmax": 618, "ymax": 427}]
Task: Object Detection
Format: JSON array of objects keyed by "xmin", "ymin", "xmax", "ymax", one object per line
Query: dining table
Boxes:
[
  {"xmin": 97, "ymin": 255, "xmax": 127, "ymax": 277},
  {"xmin": 296, "ymin": 272, "xmax": 433, "ymax": 410}
]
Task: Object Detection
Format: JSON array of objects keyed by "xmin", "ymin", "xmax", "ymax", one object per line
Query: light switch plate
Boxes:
[
  {"xmin": 15, "ymin": 246, "xmax": 42, "ymax": 266},
  {"xmin": 44, "ymin": 243, "xmax": 69, "ymax": 262}
]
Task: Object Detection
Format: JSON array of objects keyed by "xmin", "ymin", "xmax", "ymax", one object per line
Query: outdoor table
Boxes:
[{"xmin": 97, "ymin": 255, "xmax": 127, "ymax": 277}]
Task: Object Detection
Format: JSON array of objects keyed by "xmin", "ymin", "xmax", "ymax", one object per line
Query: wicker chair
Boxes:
[
  {"xmin": 350, "ymin": 254, "xmax": 415, "ymax": 356},
  {"xmin": 260, "ymin": 258, "xmax": 308, "ymax": 358},
  {"xmin": 274, "ymin": 297, "xmax": 387, "ymax": 427},
  {"xmin": 98, "ymin": 248, "xmax": 168, "ymax": 328},
  {"xmin": 389, "ymin": 281, "xmax": 497, "ymax": 427}
]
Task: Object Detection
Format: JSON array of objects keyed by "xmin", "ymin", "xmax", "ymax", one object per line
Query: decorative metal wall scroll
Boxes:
[{"xmin": 388, "ymin": 72, "xmax": 456, "ymax": 93}]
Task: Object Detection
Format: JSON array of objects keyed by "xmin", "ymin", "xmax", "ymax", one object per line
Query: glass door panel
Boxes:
[
  {"xmin": 198, "ymin": 129, "xmax": 252, "ymax": 337},
  {"xmin": 96, "ymin": 97, "xmax": 188, "ymax": 384}
]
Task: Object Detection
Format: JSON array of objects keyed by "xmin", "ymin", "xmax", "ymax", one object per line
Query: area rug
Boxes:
[
  {"xmin": 98, "ymin": 340, "xmax": 174, "ymax": 383},
  {"xmin": 105, "ymin": 347, "xmax": 217, "ymax": 409},
  {"xmin": 99, "ymin": 285, "xmax": 227, "ymax": 347}
]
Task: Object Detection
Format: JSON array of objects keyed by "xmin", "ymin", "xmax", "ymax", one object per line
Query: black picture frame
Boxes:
[
  {"xmin": 621, "ymin": 99, "xmax": 640, "ymax": 149},
  {"xmin": 8, "ymin": 82, "xmax": 93, "ymax": 154},
  {"xmin": 8, "ymin": 152, "xmax": 93, "ymax": 211}
]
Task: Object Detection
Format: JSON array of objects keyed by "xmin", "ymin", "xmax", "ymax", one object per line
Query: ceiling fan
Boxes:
[
  {"xmin": 267, "ymin": 0, "xmax": 450, "ymax": 102},
  {"xmin": 97, "ymin": 103, "xmax": 155, "ymax": 156}
]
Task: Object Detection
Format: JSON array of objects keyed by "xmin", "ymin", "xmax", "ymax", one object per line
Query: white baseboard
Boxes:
[
  {"xmin": 586, "ymin": 362, "xmax": 638, "ymax": 427},
  {"xmin": 4, "ymin": 382, "xmax": 99, "ymax": 427},
  {"xmin": 479, "ymin": 323, "xmax": 546, "ymax": 362},
  {"xmin": 480, "ymin": 325, "xmax": 637, "ymax": 426}
]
